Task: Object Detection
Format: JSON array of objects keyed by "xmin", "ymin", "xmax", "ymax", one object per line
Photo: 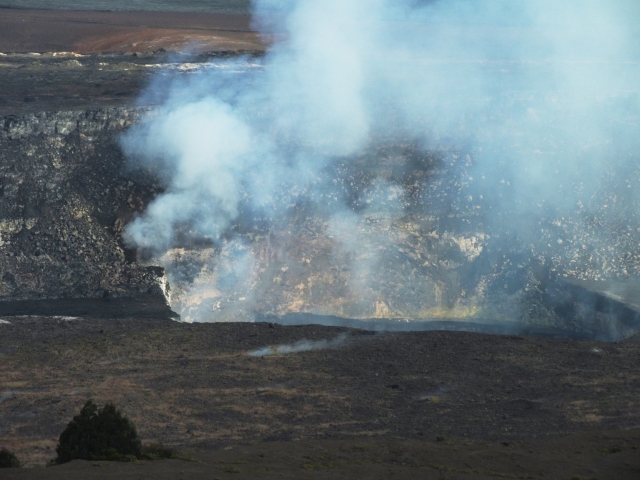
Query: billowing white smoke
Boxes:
[{"xmin": 121, "ymin": 0, "xmax": 640, "ymax": 321}]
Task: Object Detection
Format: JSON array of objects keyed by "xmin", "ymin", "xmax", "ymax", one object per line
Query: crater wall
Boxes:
[
  {"xmin": 1, "ymin": 107, "xmax": 639, "ymax": 340},
  {"xmin": 0, "ymin": 107, "xmax": 170, "ymax": 304}
]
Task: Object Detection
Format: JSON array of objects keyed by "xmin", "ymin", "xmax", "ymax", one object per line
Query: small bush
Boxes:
[
  {"xmin": 0, "ymin": 448, "xmax": 20, "ymax": 468},
  {"xmin": 55, "ymin": 400, "xmax": 142, "ymax": 464},
  {"xmin": 141, "ymin": 443, "xmax": 178, "ymax": 460}
]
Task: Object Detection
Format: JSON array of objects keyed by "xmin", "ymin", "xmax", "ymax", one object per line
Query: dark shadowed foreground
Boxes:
[
  {"xmin": 0, "ymin": 318, "xmax": 638, "ymax": 477},
  {"xmin": 2, "ymin": 432, "xmax": 639, "ymax": 479}
]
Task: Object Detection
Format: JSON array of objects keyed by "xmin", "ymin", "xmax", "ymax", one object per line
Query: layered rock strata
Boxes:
[
  {"xmin": 2, "ymin": 106, "xmax": 639, "ymax": 340},
  {"xmin": 0, "ymin": 107, "xmax": 170, "ymax": 305}
]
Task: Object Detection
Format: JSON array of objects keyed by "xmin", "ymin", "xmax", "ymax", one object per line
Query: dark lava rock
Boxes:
[{"xmin": 0, "ymin": 107, "xmax": 170, "ymax": 307}]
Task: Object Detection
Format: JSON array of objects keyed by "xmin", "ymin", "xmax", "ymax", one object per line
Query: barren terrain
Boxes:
[
  {"xmin": 0, "ymin": 8, "xmax": 264, "ymax": 54},
  {"xmin": 1, "ymin": 317, "xmax": 639, "ymax": 478}
]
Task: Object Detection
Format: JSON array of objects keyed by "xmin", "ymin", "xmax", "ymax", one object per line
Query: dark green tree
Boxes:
[
  {"xmin": 55, "ymin": 400, "xmax": 142, "ymax": 464},
  {"xmin": 0, "ymin": 448, "xmax": 20, "ymax": 468}
]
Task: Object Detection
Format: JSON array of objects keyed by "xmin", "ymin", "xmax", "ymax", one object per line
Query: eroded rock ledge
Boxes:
[
  {"xmin": 0, "ymin": 107, "xmax": 170, "ymax": 306},
  {"xmin": 2, "ymin": 107, "xmax": 640, "ymax": 340}
]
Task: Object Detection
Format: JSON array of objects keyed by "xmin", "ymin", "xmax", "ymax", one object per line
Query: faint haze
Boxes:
[{"xmin": 121, "ymin": 0, "xmax": 640, "ymax": 324}]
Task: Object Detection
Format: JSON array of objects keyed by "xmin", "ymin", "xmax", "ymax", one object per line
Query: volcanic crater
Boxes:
[{"xmin": 0, "ymin": 4, "xmax": 639, "ymax": 479}]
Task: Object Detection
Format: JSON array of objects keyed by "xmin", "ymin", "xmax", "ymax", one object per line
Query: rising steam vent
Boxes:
[
  {"xmin": 116, "ymin": 0, "xmax": 640, "ymax": 340},
  {"xmin": 2, "ymin": 1, "xmax": 640, "ymax": 341}
]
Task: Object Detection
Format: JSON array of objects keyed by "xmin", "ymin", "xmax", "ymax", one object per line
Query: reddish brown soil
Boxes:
[{"xmin": 0, "ymin": 8, "xmax": 267, "ymax": 53}]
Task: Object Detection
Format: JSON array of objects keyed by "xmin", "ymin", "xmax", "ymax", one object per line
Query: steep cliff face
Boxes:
[
  {"xmin": 1, "ymin": 107, "xmax": 638, "ymax": 339},
  {"xmin": 0, "ymin": 107, "xmax": 169, "ymax": 303}
]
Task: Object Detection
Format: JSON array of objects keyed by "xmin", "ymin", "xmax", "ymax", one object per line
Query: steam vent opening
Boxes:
[{"xmin": 1, "ymin": 1, "xmax": 640, "ymax": 344}]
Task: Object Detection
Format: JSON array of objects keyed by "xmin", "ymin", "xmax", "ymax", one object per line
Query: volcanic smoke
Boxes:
[{"xmin": 121, "ymin": 0, "xmax": 640, "ymax": 328}]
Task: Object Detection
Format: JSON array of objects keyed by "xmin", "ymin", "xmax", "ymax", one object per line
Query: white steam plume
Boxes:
[
  {"xmin": 121, "ymin": 0, "xmax": 640, "ymax": 323},
  {"xmin": 247, "ymin": 333, "xmax": 350, "ymax": 356}
]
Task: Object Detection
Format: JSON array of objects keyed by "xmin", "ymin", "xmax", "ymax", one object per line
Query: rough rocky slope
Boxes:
[
  {"xmin": 0, "ymin": 107, "xmax": 170, "ymax": 305},
  {"xmin": 1, "ymin": 317, "xmax": 639, "ymax": 468},
  {"xmin": 1, "ymin": 51, "xmax": 640, "ymax": 340},
  {"xmin": 158, "ymin": 139, "xmax": 640, "ymax": 340},
  {"xmin": 2, "ymin": 104, "xmax": 640, "ymax": 339}
]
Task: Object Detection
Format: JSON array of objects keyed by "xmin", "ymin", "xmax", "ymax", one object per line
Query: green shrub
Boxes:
[
  {"xmin": 55, "ymin": 400, "xmax": 142, "ymax": 464},
  {"xmin": 141, "ymin": 443, "xmax": 178, "ymax": 460},
  {"xmin": 0, "ymin": 448, "xmax": 20, "ymax": 468}
]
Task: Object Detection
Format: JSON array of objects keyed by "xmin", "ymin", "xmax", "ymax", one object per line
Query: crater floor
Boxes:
[{"xmin": 0, "ymin": 317, "xmax": 639, "ymax": 474}]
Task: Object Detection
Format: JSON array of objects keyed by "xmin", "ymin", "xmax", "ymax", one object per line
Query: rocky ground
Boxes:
[{"xmin": 0, "ymin": 316, "xmax": 639, "ymax": 478}]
